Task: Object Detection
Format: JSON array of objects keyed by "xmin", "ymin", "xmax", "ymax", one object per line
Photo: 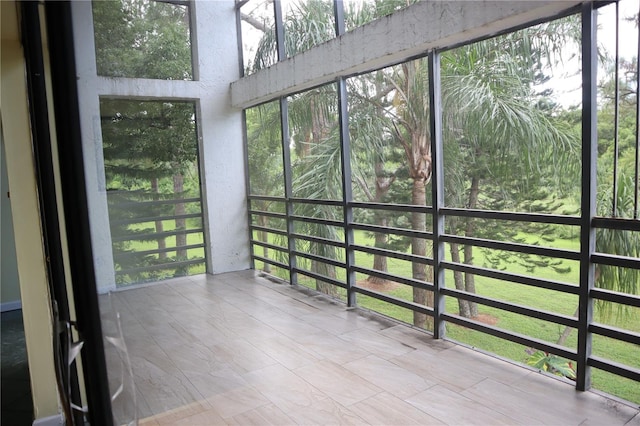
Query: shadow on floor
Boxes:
[{"xmin": 2, "ymin": 309, "xmax": 34, "ymax": 425}]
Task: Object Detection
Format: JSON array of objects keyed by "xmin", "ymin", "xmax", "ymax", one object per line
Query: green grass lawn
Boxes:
[
  {"xmin": 114, "ymin": 218, "xmax": 207, "ymax": 285},
  {"xmin": 253, "ymin": 228, "xmax": 640, "ymax": 405}
]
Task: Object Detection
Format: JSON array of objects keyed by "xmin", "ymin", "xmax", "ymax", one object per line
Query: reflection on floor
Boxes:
[
  {"xmin": 1, "ymin": 309, "xmax": 34, "ymax": 426},
  {"xmin": 104, "ymin": 271, "xmax": 640, "ymax": 425}
]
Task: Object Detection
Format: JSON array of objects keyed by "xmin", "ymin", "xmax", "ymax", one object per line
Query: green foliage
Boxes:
[
  {"xmin": 92, "ymin": 0, "xmax": 192, "ymax": 80},
  {"xmin": 526, "ymin": 350, "xmax": 576, "ymax": 380},
  {"xmin": 101, "ymin": 99, "xmax": 198, "ymax": 179}
]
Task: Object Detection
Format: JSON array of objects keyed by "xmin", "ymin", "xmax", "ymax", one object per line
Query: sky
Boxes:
[{"xmin": 548, "ymin": 0, "xmax": 640, "ymax": 108}]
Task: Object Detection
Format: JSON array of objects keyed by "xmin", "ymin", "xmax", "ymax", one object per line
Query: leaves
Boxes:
[
  {"xmin": 526, "ymin": 350, "xmax": 576, "ymax": 380},
  {"xmin": 93, "ymin": 0, "xmax": 192, "ymax": 80}
]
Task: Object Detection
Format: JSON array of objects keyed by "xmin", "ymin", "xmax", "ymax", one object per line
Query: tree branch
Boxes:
[{"xmin": 241, "ymin": 12, "xmax": 268, "ymax": 32}]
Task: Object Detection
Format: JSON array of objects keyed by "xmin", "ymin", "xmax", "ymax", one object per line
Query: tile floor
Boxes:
[
  {"xmin": 102, "ymin": 270, "xmax": 640, "ymax": 425},
  {"xmin": 1, "ymin": 309, "xmax": 34, "ymax": 425}
]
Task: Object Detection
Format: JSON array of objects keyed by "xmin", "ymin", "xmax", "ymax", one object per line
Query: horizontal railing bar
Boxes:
[
  {"xmin": 290, "ymin": 198, "xmax": 343, "ymax": 206},
  {"xmin": 351, "ymin": 223, "xmax": 433, "ymax": 240},
  {"xmin": 441, "ymin": 208, "xmax": 581, "ymax": 226},
  {"xmin": 290, "ymin": 215, "xmax": 343, "ymax": 227},
  {"xmin": 442, "ymin": 313, "xmax": 577, "ymax": 361},
  {"xmin": 350, "ymin": 201, "xmax": 433, "ymax": 214},
  {"xmin": 441, "ymin": 234, "xmax": 581, "ymax": 261},
  {"xmin": 352, "ymin": 265, "xmax": 434, "ymax": 291},
  {"xmin": 290, "ymin": 232, "xmax": 346, "ymax": 248},
  {"xmin": 588, "ymin": 356, "xmax": 640, "ymax": 383},
  {"xmin": 592, "ymin": 217, "xmax": 640, "ymax": 231},
  {"xmin": 248, "ymin": 195, "xmax": 286, "ymax": 202},
  {"xmin": 292, "ymin": 250, "xmax": 346, "ymax": 269},
  {"xmin": 442, "ymin": 261, "xmax": 580, "ymax": 295},
  {"xmin": 591, "ymin": 253, "xmax": 640, "ymax": 270},
  {"xmin": 115, "ymin": 258, "xmax": 204, "ymax": 275},
  {"xmin": 351, "ymin": 244, "xmax": 433, "ymax": 266},
  {"xmin": 293, "ymin": 268, "xmax": 347, "ymax": 289},
  {"xmin": 250, "ymin": 225, "xmax": 288, "ymax": 236},
  {"xmin": 354, "ymin": 286, "xmax": 434, "ymax": 317},
  {"xmin": 441, "ymin": 288, "xmax": 578, "ymax": 328},
  {"xmin": 113, "ymin": 243, "xmax": 204, "ymax": 259},
  {"xmin": 590, "ymin": 288, "xmax": 640, "ymax": 308},
  {"xmin": 589, "ymin": 323, "xmax": 640, "ymax": 346},
  {"xmin": 110, "ymin": 212, "xmax": 202, "ymax": 226},
  {"xmin": 112, "ymin": 228, "xmax": 204, "ymax": 242},
  {"xmin": 249, "ymin": 210, "xmax": 287, "ymax": 220},
  {"xmin": 253, "ymin": 255, "xmax": 289, "ymax": 270},
  {"xmin": 108, "ymin": 197, "xmax": 201, "ymax": 209},
  {"xmin": 251, "ymin": 240, "xmax": 288, "ymax": 253}
]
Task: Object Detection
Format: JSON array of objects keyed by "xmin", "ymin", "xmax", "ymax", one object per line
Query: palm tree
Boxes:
[
  {"xmin": 439, "ymin": 24, "xmax": 579, "ymax": 318},
  {"xmin": 245, "ymin": 1, "xmax": 580, "ymax": 325},
  {"xmin": 246, "ymin": 102, "xmax": 287, "ymax": 274}
]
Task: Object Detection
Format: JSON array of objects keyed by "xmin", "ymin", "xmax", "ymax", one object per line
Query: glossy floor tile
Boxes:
[{"xmin": 104, "ymin": 271, "xmax": 640, "ymax": 425}]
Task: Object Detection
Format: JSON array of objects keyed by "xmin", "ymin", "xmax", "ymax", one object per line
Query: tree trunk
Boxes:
[
  {"xmin": 450, "ymin": 242, "xmax": 472, "ymax": 317},
  {"xmin": 368, "ymin": 223, "xmax": 389, "ymax": 285},
  {"xmin": 258, "ymin": 212, "xmax": 271, "ymax": 274},
  {"xmin": 464, "ymin": 175, "xmax": 481, "ymax": 318},
  {"xmin": 174, "ymin": 173, "xmax": 187, "ymax": 276},
  {"xmin": 411, "ymin": 178, "xmax": 432, "ymax": 329},
  {"xmin": 367, "ymin": 162, "xmax": 395, "ymax": 285},
  {"xmin": 313, "ymin": 256, "xmax": 338, "ymax": 297},
  {"xmin": 151, "ymin": 177, "xmax": 166, "ymax": 260},
  {"xmin": 556, "ymin": 306, "xmax": 579, "ymax": 347}
]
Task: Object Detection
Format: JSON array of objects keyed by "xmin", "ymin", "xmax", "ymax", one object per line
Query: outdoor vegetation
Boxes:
[{"xmin": 243, "ymin": 0, "xmax": 640, "ymax": 404}]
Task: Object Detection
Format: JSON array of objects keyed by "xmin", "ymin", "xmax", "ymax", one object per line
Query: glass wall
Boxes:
[
  {"xmin": 347, "ymin": 59, "xmax": 434, "ymax": 330},
  {"xmin": 100, "ymin": 99, "xmax": 206, "ymax": 286},
  {"xmin": 246, "ymin": 100, "xmax": 289, "ymax": 279},
  {"xmin": 439, "ymin": 14, "xmax": 584, "ymax": 378},
  {"xmin": 590, "ymin": 0, "xmax": 640, "ymax": 403},
  {"xmin": 239, "ymin": 0, "xmax": 277, "ymax": 75}
]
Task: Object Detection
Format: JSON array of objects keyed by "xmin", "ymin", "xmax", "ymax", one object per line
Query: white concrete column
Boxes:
[
  {"xmin": 194, "ymin": 0, "xmax": 250, "ymax": 273},
  {"xmin": 71, "ymin": 0, "xmax": 116, "ymax": 292}
]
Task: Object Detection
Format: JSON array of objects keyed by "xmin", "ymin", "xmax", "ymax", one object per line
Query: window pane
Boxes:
[
  {"xmin": 246, "ymin": 101, "xmax": 287, "ymax": 278},
  {"xmin": 288, "ymin": 84, "xmax": 342, "ymax": 200},
  {"xmin": 93, "ymin": 0, "xmax": 193, "ymax": 80},
  {"xmin": 596, "ymin": 0, "xmax": 640, "ymax": 219},
  {"xmin": 344, "ymin": 0, "xmax": 416, "ymax": 32},
  {"xmin": 240, "ymin": 0, "xmax": 277, "ymax": 75},
  {"xmin": 442, "ymin": 16, "xmax": 581, "ymax": 213},
  {"xmin": 282, "ymin": 0, "xmax": 335, "ymax": 57},
  {"xmin": 100, "ymin": 99, "xmax": 205, "ymax": 285},
  {"xmin": 247, "ymin": 101, "xmax": 284, "ymax": 197}
]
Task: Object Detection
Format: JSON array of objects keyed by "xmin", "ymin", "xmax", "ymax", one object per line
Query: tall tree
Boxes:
[
  {"xmin": 439, "ymin": 25, "xmax": 579, "ymax": 318},
  {"xmin": 246, "ymin": 1, "xmax": 580, "ymax": 326},
  {"xmin": 246, "ymin": 102, "xmax": 287, "ymax": 274}
]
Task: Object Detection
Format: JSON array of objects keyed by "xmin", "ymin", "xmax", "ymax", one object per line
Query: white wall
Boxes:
[{"xmin": 1, "ymin": 131, "xmax": 22, "ymax": 312}]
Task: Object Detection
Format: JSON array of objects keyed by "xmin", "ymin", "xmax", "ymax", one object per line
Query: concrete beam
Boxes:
[{"xmin": 231, "ymin": 0, "xmax": 581, "ymax": 109}]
